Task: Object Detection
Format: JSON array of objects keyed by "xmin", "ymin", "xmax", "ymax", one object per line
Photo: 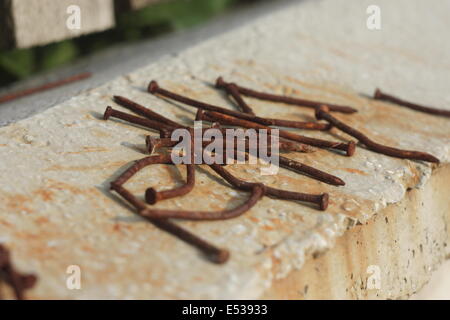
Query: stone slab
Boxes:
[{"xmin": 0, "ymin": 0, "xmax": 449, "ymax": 299}]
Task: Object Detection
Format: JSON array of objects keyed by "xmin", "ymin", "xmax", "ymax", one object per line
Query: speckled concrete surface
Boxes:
[{"xmin": 0, "ymin": 0, "xmax": 449, "ymax": 299}]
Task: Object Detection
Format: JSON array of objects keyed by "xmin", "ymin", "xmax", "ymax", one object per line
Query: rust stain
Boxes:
[
  {"xmin": 44, "ymin": 160, "xmax": 127, "ymax": 172},
  {"xmin": 0, "ymin": 220, "xmax": 12, "ymax": 227},
  {"xmin": 33, "ymin": 189, "xmax": 54, "ymax": 202},
  {"xmin": 34, "ymin": 217, "xmax": 49, "ymax": 224},
  {"xmin": 90, "ymin": 128, "xmax": 110, "ymax": 138},
  {"xmin": 261, "ymin": 224, "xmax": 275, "ymax": 231},
  {"xmin": 61, "ymin": 146, "xmax": 110, "ymax": 155},
  {"xmin": 340, "ymin": 168, "xmax": 368, "ymax": 176},
  {"xmin": 3, "ymin": 194, "xmax": 34, "ymax": 214},
  {"xmin": 284, "ymin": 76, "xmax": 364, "ymax": 105}
]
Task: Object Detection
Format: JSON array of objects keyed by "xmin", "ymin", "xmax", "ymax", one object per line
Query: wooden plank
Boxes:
[{"xmin": 1, "ymin": 0, "xmax": 115, "ymax": 49}]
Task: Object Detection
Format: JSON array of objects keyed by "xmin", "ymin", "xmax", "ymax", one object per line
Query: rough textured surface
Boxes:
[
  {"xmin": 0, "ymin": 0, "xmax": 449, "ymax": 299},
  {"xmin": 263, "ymin": 165, "xmax": 450, "ymax": 299},
  {"xmin": 6, "ymin": 0, "xmax": 115, "ymax": 49},
  {"xmin": 412, "ymin": 260, "xmax": 450, "ymax": 299}
]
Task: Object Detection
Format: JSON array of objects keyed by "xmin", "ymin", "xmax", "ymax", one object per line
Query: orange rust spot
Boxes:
[
  {"xmin": 90, "ymin": 128, "xmax": 110, "ymax": 138},
  {"xmin": 62, "ymin": 146, "xmax": 110, "ymax": 155},
  {"xmin": 34, "ymin": 217, "xmax": 49, "ymax": 224},
  {"xmin": 270, "ymin": 218, "xmax": 282, "ymax": 226},
  {"xmin": 33, "ymin": 189, "xmax": 54, "ymax": 202},
  {"xmin": 249, "ymin": 216, "xmax": 260, "ymax": 223},
  {"xmin": 4, "ymin": 194, "xmax": 33, "ymax": 214},
  {"xmin": 262, "ymin": 224, "xmax": 275, "ymax": 231},
  {"xmin": 82, "ymin": 245, "xmax": 95, "ymax": 253},
  {"xmin": 45, "ymin": 160, "xmax": 126, "ymax": 172},
  {"xmin": 0, "ymin": 220, "xmax": 12, "ymax": 227},
  {"xmin": 341, "ymin": 168, "xmax": 368, "ymax": 176}
]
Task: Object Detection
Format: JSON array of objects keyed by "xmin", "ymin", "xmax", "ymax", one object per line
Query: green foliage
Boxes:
[{"xmin": 0, "ymin": 0, "xmax": 243, "ymax": 86}]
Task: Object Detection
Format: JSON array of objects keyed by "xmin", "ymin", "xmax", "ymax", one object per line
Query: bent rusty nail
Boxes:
[{"xmin": 315, "ymin": 105, "xmax": 440, "ymax": 163}]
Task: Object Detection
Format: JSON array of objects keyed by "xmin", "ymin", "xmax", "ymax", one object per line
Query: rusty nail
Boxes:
[
  {"xmin": 0, "ymin": 244, "xmax": 37, "ymax": 300},
  {"xmin": 196, "ymin": 109, "xmax": 314, "ymax": 153},
  {"xmin": 140, "ymin": 184, "xmax": 265, "ymax": 220},
  {"xmin": 0, "ymin": 72, "xmax": 92, "ymax": 105},
  {"xmin": 209, "ymin": 164, "xmax": 329, "ymax": 210},
  {"xmin": 114, "ymin": 96, "xmax": 186, "ymax": 128},
  {"xmin": 104, "ymin": 106, "xmax": 174, "ymax": 133},
  {"xmin": 110, "ymin": 155, "xmax": 229, "ymax": 264},
  {"xmin": 216, "ymin": 77, "xmax": 332, "ymax": 130},
  {"xmin": 374, "ymin": 88, "xmax": 450, "ymax": 118},
  {"xmin": 217, "ymin": 77, "xmax": 357, "ymax": 114},
  {"xmin": 201, "ymin": 109, "xmax": 355, "ymax": 156},
  {"xmin": 315, "ymin": 105, "xmax": 440, "ymax": 163},
  {"xmin": 278, "ymin": 156, "xmax": 345, "ymax": 186},
  {"xmin": 148, "ymin": 80, "xmax": 332, "ymax": 131}
]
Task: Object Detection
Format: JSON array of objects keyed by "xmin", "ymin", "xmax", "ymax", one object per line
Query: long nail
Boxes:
[
  {"xmin": 110, "ymin": 156, "xmax": 229, "ymax": 264},
  {"xmin": 216, "ymin": 77, "xmax": 357, "ymax": 114},
  {"xmin": 209, "ymin": 164, "xmax": 329, "ymax": 210},
  {"xmin": 278, "ymin": 156, "xmax": 345, "ymax": 186},
  {"xmin": 148, "ymin": 80, "xmax": 333, "ymax": 131},
  {"xmin": 201, "ymin": 109, "xmax": 355, "ymax": 156},
  {"xmin": 315, "ymin": 105, "xmax": 440, "ymax": 163},
  {"xmin": 146, "ymin": 135, "xmax": 249, "ymax": 164},
  {"xmin": 374, "ymin": 88, "xmax": 450, "ymax": 118},
  {"xmin": 104, "ymin": 106, "xmax": 174, "ymax": 133},
  {"xmin": 114, "ymin": 96, "xmax": 186, "ymax": 128},
  {"xmin": 217, "ymin": 77, "xmax": 332, "ymax": 130},
  {"xmin": 0, "ymin": 72, "xmax": 91, "ymax": 104},
  {"xmin": 140, "ymin": 184, "xmax": 265, "ymax": 220},
  {"xmin": 196, "ymin": 109, "xmax": 314, "ymax": 153},
  {"xmin": 197, "ymin": 111, "xmax": 345, "ymax": 185}
]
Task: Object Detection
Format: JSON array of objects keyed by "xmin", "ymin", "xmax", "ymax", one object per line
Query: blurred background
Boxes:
[{"xmin": 0, "ymin": 0, "xmax": 262, "ymax": 87}]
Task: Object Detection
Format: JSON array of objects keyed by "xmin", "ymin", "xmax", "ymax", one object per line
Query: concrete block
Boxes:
[{"xmin": 0, "ymin": 0, "xmax": 449, "ymax": 299}]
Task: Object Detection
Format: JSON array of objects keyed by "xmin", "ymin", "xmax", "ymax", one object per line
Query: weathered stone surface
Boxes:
[
  {"xmin": 0, "ymin": 0, "xmax": 449, "ymax": 299},
  {"xmin": 3, "ymin": 0, "xmax": 115, "ymax": 49}
]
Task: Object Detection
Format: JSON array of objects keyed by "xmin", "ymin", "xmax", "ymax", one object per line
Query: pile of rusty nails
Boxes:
[
  {"xmin": 0, "ymin": 244, "xmax": 37, "ymax": 300},
  {"xmin": 103, "ymin": 77, "xmax": 440, "ymax": 264}
]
